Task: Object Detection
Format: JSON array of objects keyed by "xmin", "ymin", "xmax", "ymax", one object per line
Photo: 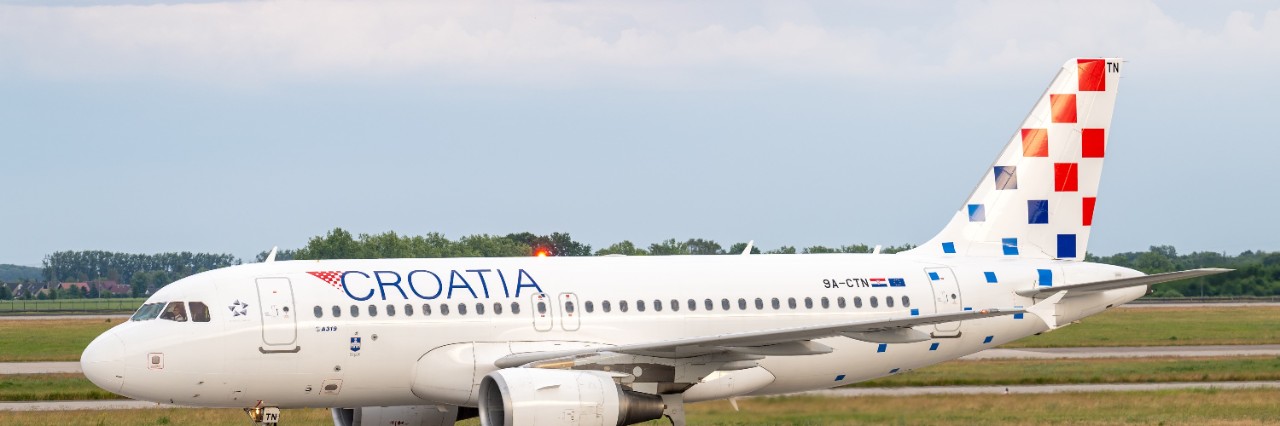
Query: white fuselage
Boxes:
[{"xmin": 81, "ymin": 253, "xmax": 1143, "ymax": 409}]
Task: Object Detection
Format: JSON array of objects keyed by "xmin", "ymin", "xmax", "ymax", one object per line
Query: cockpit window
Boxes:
[
  {"xmin": 131, "ymin": 302, "xmax": 165, "ymax": 321},
  {"xmin": 189, "ymin": 302, "xmax": 211, "ymax": 322},
  {"xmin": 159, "ymin": 302, "xmax": 188, "ymax": 322}
]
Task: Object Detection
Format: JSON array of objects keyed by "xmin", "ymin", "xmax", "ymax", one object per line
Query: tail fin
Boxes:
[{"xmin": 908, "ymin": 58, "xmax": 1122, "ymax": 260}]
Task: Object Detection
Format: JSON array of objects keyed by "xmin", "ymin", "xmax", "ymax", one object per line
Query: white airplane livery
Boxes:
[{"xmin": 82, "ymin": 58, "xmax": 1228, "ymax": 426}]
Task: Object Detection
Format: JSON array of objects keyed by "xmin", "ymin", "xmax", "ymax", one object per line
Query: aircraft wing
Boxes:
[
  {"xmin": 494, "ymin": 307, "xmax": 1023, "ymax": 368},
  {"xmin": 1014, "ymin": 268, "xmax": 1232, "ymax": 298}
]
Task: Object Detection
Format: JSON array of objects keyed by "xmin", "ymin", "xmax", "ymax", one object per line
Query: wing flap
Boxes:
[{"xmin": 494, "ymin": 308, "xmax": 1022, "ymax": 368}]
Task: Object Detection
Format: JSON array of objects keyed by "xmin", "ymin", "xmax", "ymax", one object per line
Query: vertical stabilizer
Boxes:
[{"xmin": 908, "ymin": 58, "xmax": 1122, "ymax": 260}]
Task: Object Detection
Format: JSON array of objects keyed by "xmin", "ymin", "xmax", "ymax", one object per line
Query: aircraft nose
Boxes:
[{"xmin": 81, "ymin": 331, "xmax": 126, "ymax": 394}]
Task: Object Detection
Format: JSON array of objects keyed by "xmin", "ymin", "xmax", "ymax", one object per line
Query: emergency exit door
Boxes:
[
  {"xmin": 531, "ymin": 293, "xmax": 553, "ymax": 332},
  {"xmin": 559, "ymin": 293, "xmax": 580, "ymax": 331}
]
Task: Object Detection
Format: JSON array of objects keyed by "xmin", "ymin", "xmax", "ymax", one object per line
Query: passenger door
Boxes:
[
  {"xmin": 924, "ymin": 268, "xmax": 963, "ymax": 334},
  {"xmin": 256, "ymin": 277, "xmax": 298, "ymax": 348}
]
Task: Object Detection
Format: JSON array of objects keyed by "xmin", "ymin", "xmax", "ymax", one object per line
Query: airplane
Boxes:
[{"xmin": 81, "ymin": 57, "xmax": 1230, "ymax": 426}]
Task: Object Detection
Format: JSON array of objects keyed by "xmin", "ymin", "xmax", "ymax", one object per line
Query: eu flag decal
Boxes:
[{"xmin": 889, "ymin": 278, "xmax": 906, "ymax": 287}]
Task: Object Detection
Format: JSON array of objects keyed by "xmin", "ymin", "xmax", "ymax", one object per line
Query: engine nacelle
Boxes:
[{"xmin": 478, "ymin": 369, "xmax": 665, "ymax": 426}]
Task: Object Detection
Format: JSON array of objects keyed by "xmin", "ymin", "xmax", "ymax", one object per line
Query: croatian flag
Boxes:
[{"xmin": 869, "ymin": 278, "xmax": 889, "ymax": 288}]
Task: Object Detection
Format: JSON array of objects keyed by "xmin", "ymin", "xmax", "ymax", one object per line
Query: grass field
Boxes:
[
  {"xmin": 1005, "ymin": 306, "xmax": 1280, "ymax": 348},
  {"xmin": 854, "ymin": 355, "xmax": 1280, "ymax": 387},
  {"xmin": 1, "ymin": 389, "xmax": 1276, "ymax": 425},
  {"xmin": 0, "ymin": 374, "xmax": 119, "ymax": 401},
  {"xmin": 0, "ymin": 299, "xmax": 145, "ymax": 315},
  {"xmin": 0, "ymin": 319, "xmax": 122, "ymax": 362}
]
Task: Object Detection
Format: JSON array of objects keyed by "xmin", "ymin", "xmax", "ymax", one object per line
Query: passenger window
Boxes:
[
  {"xmin": 902, "ymin": 296, "xmax": 911, "ymax": 308},
  {"xmin": 620, "ymin": 300, "xmax": 629, "ymax": 312},
  {"xmin": 870, "ymin": 296, "xmax": 879, "ymax": 308},
  {"xmin": 440, "ymin": 304, "xmax": 450, "ymax": 316},
  {"xmin": 804, "ymin": 297, "xmax": 814, "ymax": 309},
  {"xmin": 511, "ymin": 302, "xmax": 521, "ymax": 314},
  {"xmin": 886, "ymin": 296, "xmax": 895, "ymax": 308},
  {"xmin": 189, "ymin": 302, "xmax": 211, "ymax": 322},
  {"xmin": 313, "ymin": 306, "xmax": 323, "ymax": 318},
  {"xmin": 405, "ymin": 304, "xmax": 414, "ymax": 316},
  {"xmin": 654, "ymin": 300, "xmax": 663, "ymax": 312},
  {"xmin": 637, "ymin": 300, "xmax": 646, "ymax": 312},
  {"xmin": 755, "ymin": 298, "xmax": 764, "ymax": 310},
  {"xmin": 837, "ymin": 297, "xmax": 846, "ymax": 309},
  {"xmin": 670, "ymin": 299, "xmax": 680, "ymax": 312},
  {"xmin": 494, "ymin": 302, "xmax": 504, "ymax": 315},
  {"xmin": 771, "ymin": 298, "xmax": 781, "ymax": 310},
  {"xmin": 853, "ymin": 297, "xmax": 863, "ymax": 309},
  {"xmin": 423, "ymin": 304, "xmax": 432, "ymax": 316},
  {"xmin": 332, "ymin": 306, "xmax": 342, "ymax": 318},
  {"xmin": 350, "ymin": 305, "xmax": 360, "ymax": 317},
  {"xmin": 787, "ymin": 298, "xmax": 796, "ymax": 309},
  {"xmin": 584, "ymin": 301, "xmax": 594, "ymax": 313},
  {"xmin": 705, "ymin": 299, "xmax": 713, "ymax": 311},
  {"xmin": 368, "ymin": 305, "xmax": 378, "ymax": 317},
  {"xmin": 688, "ymin": 299, "xmax": 696, "ymax": 311},
  {"xmin": 387, "ymin": 304, "xmax": 397, "ymax": 317},
  {"xmin": 602, "ymin": 300, "xmax": 612, "ymax": 313},
  {"xmin": 738, "ymin": 298, "xmax": 747, "ymax": 310},
  {"xmin": 537, "ymin": 301, "xmax": 548, "ymax": 314},
  {"xmin": 476, "ymin": 303, "xmax": 485, "ymax": 315},
  {"xmin": 564, "ymin": 302, "xmax": 574, "ymax": 314},
  {"xmin": 722, "ymin": 299, "xmax": 731, "ymax": 311},
  {"xmin": 159, "ymin": 302, "xmax": 188, "ymax": 322},
  {"xmin": 820, "ymin": 297, "xmax": 830, "ymax": 309}
]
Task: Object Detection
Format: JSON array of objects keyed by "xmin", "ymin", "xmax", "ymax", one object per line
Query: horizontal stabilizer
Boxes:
[{"xmin": 1015, "ymin": 268, "xmax": 1232, "ymax": 298}]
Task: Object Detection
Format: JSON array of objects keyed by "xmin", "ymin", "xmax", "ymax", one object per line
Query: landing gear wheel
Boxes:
[{"xmin": 245, "ymin": 403, "xmax": 281, "ymax": 425}]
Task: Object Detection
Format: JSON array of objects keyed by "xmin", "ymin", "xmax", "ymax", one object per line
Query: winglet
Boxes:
[
  {"xmin": 264, "ymin": 246, "xmax": 278, "ymax": 263},
  {"xmin": 1027, "ymin": 291, "xmax": 1066, "ymax": 330},
  {"xmin": 741, "ymin": 241, "xmax": 754, "ymax": 255}
]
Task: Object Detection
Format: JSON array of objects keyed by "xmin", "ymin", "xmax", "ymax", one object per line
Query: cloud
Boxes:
[{"xmin": 0, "ymin": 0, "xmax": 1276, "ymax": 87}]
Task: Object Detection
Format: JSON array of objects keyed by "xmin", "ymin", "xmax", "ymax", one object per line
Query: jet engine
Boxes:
[{"xmin": 478, "ymin": 369, "xmax": 665, "ymax": 426}]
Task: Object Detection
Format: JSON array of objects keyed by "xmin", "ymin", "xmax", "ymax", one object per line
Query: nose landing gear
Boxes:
[{"xmin": 245, "ymin": 402, "xmax": 281, "ymax": 425}]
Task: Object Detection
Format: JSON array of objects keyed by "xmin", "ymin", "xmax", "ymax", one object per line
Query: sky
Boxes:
[{"xmin": 1, "ymin": 0, "xmax": 1278, "ymax": 265}]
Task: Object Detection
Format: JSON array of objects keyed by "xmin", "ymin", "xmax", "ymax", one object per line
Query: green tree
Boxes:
[
  {"xmin": 726, "ymin": 242, "xmax": 761, "ymax": 255},
  {"xmin": 648, "ymin": 239, "xmax": 688, "ymax": 256},
  {"xmin": 0, "ymin": 285, "xmax": 11, "ymax": 300},
  {"xmin": 295, "ymin": 228, "xmax": 361, "ymax": 260},
  {"xmin": 596, "ymin": 241, "xmax": 649, "ymax": 256},
  {"xmin": 767, "ymin": 246, "xmax": 797, "ymax": 254},
  {"xmin": 683, "ymin": 239, "xmax": 724, "ymax": 255}
]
